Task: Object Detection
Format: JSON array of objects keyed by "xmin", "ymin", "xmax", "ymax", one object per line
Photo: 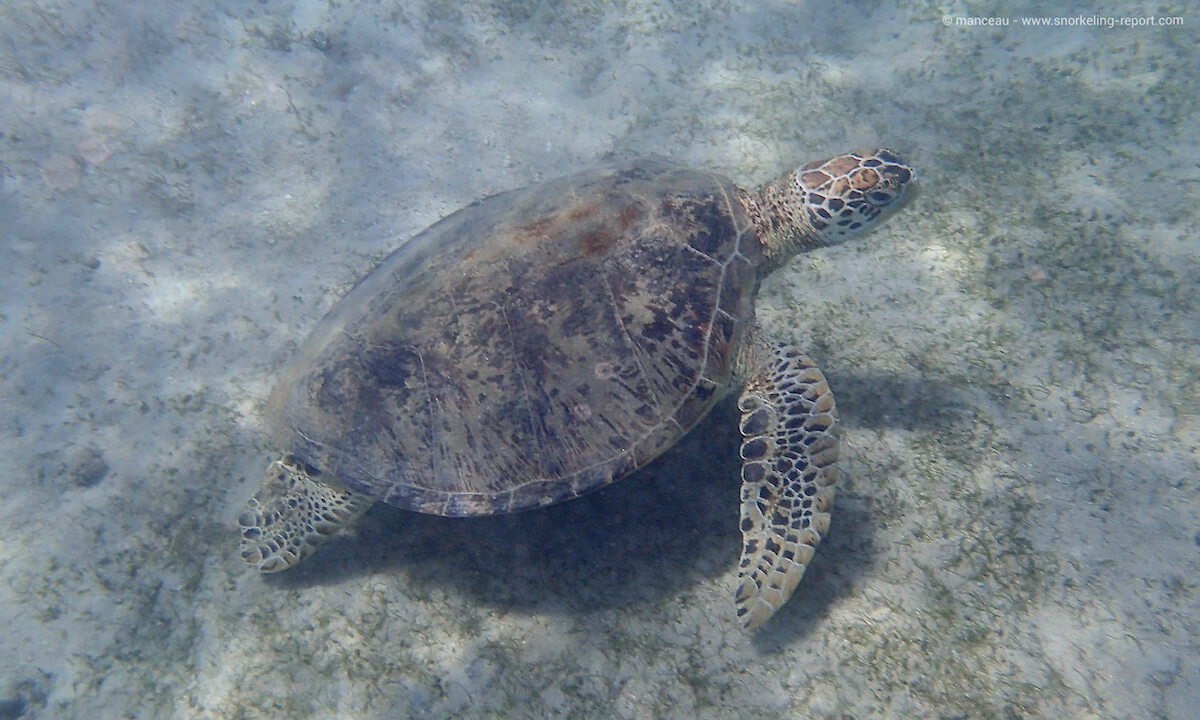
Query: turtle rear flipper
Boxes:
[
  {"xmin": 734, "ymin": 341, "xmax": 839, "ymax": 629},
  {"xmin": 239, "ymin": 458, "xmax": 373, "ymax": 572}
]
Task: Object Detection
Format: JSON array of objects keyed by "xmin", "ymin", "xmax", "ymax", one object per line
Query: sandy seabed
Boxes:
[{"xmin": 0, "ymin": 1, "xmax": 1196, "ymax": 718}]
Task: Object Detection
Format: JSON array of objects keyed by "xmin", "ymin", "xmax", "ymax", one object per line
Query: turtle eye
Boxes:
[{"xmin": 889, "ymin": 165, "xmax": 913, "ymax": 184}]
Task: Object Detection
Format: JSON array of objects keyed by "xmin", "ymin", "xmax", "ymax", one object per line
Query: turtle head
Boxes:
[
  {"xmin": 746, "ymin": 148, "xmax": 916, "ymax": 266},
  {"xmin": 795, "ymin": 148, "xmax": 915, "ymax": 244}
]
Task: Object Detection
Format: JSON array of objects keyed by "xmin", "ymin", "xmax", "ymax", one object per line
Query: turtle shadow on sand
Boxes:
[
  {"xmin": 265, "ymin": 401, "xmax": 750, "ymax": 615},
  {"xmin": 258, "ymin": 380, "xmax": 960, "ymax": 635}
]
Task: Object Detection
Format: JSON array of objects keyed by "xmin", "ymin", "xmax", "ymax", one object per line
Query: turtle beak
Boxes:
[
  {"xmin": 876, "ymin": 170, "xmax": 918, "ymax": 220},
  {"xmin": 862, "ymin": 148, "xmax": 917, "ymax": 217}
]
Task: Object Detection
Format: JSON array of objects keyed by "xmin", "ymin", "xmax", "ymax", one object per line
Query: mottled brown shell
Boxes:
[{"xmin": 268, "ymin": 159, "xmax": 765, "ymax": 516}]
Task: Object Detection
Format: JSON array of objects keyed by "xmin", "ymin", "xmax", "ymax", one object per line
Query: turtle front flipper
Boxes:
[
  {"xmin": 239, "ymin": 458, "xmax": 373, "ymax": 572},
  {"xmin": 734, "ymin": 341, "xmax": 839, "ymax": 629}
]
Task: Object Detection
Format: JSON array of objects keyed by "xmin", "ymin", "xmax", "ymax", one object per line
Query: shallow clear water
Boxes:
[{"xmin": 0, "ymin": 1, "xmax": 1196, "ymax": 717}]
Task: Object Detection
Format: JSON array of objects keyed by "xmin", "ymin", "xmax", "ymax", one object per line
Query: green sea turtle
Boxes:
[{"xmin": 240, "ymin": 149, "xmax": 915, "ymax": 629}]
